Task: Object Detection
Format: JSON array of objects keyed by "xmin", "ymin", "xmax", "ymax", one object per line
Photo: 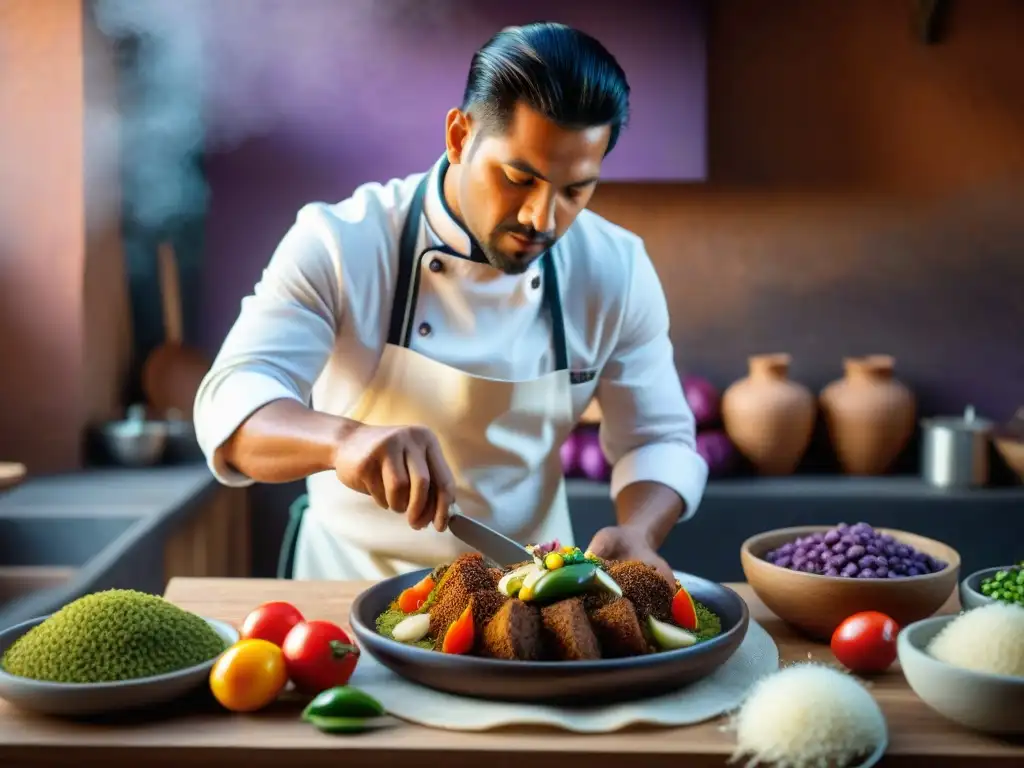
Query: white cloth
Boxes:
[
  {"xmin": 193, "ymin": 154, "xmax": 708, "ymax": 576},
  {"xmin": 349, "ymin": 615, "xmax": 780, "ymax": 733}
]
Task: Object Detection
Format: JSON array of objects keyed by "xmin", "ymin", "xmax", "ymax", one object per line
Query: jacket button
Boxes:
[
  {"xmin": 429, "ymin": 257, "xmax": 443, "ymax": 273},
  {"xmin": 418, "ymin": 322, "xmax": 432, "ymax": 337},
  {"xmin": 531, "ymin": 275, "xmax": 541, "ymax": 289}
]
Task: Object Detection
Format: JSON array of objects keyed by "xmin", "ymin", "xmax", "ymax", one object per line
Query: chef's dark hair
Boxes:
[{"xmin": 461, "ymin": 22, "xmax": 631, "ymax": 154}]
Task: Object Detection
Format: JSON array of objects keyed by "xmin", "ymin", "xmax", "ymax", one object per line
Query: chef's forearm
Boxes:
[
  {"xmin": 614, "ymin": 481, "xmax": 685, "ymax": 550},
  {"xmin": 219, "ymin": 399, "xmax": 356, "ymax": 483}
]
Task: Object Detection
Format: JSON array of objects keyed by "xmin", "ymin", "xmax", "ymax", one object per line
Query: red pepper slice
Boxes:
[
  {"xmin": 441, "ymin": 604, "xmax": 474, "ymax": 654},
  {"xmin": 397, "ymin": 575, "xmax": 434, "ymax": 613}
]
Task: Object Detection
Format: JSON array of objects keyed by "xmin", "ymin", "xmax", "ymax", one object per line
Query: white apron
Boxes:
[{"xmin": 289, "ymin": 171, "xmax": 577, "ymax": 581}]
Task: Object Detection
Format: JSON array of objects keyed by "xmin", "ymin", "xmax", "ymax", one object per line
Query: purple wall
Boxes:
[{"xmin": 198, "ymin": 0, "xmax": 707, "ymax": 349}]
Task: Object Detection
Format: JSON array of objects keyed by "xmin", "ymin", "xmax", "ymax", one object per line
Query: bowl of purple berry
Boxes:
[{"xmin": 740, "ymin": 522, "xmax": 960, "ymax": 640}]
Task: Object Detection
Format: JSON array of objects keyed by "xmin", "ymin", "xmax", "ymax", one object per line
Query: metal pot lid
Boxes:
[{"xmin": 920, "ymin": 404, "xmax": 994, "ymax": 432}]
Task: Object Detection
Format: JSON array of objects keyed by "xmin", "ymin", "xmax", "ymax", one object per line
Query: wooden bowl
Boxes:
[{"xmin": 740, "ymin": 526, "xmax": 960, "ymax": 640}]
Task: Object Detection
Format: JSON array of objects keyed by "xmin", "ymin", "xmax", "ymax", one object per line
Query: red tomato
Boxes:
[
  {"xmin": 240, "ymin": 601, "xmax": 305, "ymax": 647},
  {"xmin": 830, "ymin": 611, "xmax": 900, "ymax": 673},
  {"xmin": 281, "ymin": 619, "xmax": 360, "ymax": 694}
]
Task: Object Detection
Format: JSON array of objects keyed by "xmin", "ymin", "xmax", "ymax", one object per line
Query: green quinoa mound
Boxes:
[
  {"xmin": 1, "ymin": 589, "xmax": 227, "ymax": 683},
  {"xmin": 694, "ymin": 601, "xmax": 722, "ymax": 641}
]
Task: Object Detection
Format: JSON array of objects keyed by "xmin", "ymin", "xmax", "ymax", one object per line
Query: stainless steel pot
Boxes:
[{"xmin": 920, "ymin": 405, "xmax": 993, "ymax": 488}]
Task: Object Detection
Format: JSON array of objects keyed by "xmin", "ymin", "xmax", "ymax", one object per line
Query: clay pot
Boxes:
[
  {"xmin": 819, "ymin": 355, "xmax": 916, "ymax": 475},
  {"xmin": 721, "ymin": 354, "xmax": 816, "ymax": 475}
]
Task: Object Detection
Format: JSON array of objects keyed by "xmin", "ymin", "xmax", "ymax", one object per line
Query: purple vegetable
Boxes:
[
  {"xmin": 762, "ymin": 522, "xmax": 948, "ymax": 579},
  {"xmin": 696, "ymin": 429, "xmax": 738, "ymax": 477},
  {"xmin": 575, "ymin": 428, "xmax": 611, "ymax": 481},
  {"xmin": 682, "ymin": 374, "xmax": 721, "ymax": 427},
  {"xmin": 560, "ymin": 432, "xmax": 581, "ymax": 477}
]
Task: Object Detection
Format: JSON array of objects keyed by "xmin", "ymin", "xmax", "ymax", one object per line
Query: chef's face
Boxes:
[{"xmin": 444, "ymin": 102, "xmax": 610, "ymax": 274}]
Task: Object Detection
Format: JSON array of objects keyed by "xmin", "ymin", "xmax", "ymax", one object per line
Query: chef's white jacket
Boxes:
[{"xmin": 193, "ymin": 156, "xmax": 709, "ymax": 521}]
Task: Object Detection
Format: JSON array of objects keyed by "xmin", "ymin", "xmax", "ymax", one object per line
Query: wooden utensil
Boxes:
[{"xmin": 140, "ymin": 242, "xmax": 211, "ymax": 417}]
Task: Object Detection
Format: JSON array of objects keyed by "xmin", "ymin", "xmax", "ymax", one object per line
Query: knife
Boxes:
[{"xmin": 447, "ymin": 505, "xmax": 534, "ymax": 567}]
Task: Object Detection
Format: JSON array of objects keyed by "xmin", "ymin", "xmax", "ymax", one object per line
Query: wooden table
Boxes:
[{"xmin": 1, "ymin": 578, "xmax": 1022, "ymax": 767}]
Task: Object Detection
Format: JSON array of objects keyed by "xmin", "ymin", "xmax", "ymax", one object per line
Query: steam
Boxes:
[
  {"xmin": 87, "ymin": 0, "xmax": 480, "ymax": 235},
  {"xmin": 90, "ymin": 0, "xmax": 205, "ymax": 234}
]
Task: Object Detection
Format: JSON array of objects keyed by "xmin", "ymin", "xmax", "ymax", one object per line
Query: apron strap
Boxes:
[
  {"xmin": 386, "ymin": 173, "xmax": 430, "ymax": 348},
  {"xmin": 385, "ymin": 167, "xmax": 570, "ymax": 372},
  {"xmin": 542, "ymin": 252, "xmax": 569, "ymax": 372},
  {"xmin": 276, "ymin": 493, "xmax": 310, "ymax": 579}
]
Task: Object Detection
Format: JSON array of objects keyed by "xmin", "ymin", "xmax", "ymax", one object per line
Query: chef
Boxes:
[{"xmin": 193, "ymin": 22, "xmax": 709, "ymax": 585}]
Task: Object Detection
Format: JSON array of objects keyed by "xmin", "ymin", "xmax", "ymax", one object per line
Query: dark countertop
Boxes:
[
  {"xmin": 0, "ymin": 464, "xmax": 218, "ymax": 515},
  {"xmin": 566, "ymin": 475, "xmax": 1024, "ymax": 583},
  {"xmin": 0, "ymin": 464, "xmax": 220, "ymax": 630},
  {"xmin": 569, "ymin": 474, "xmax": 1024, "ymax": 501}
]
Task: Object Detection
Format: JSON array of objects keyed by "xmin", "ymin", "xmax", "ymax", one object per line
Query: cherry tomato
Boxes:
[
  {"xmin": 209, "ymin": 639, "xmax": 289, "ymax": 712},
  {"xmin": 240, "ymin": 601, "xmax": 305, "ymax": 647},
  {"xmin": 830, "ymin": 611, "xmax": 900, "ymax": 673},
  {"xmin": 282, "ymin": 619, "xmax": 360, "ymax": 694}
]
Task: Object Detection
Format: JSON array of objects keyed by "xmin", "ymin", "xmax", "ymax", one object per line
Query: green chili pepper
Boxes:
[
  {"xmin": 528, "ymin": 563, "xmax": 599, "ymax": 602},
  {"xmin": 301, "ymin": 685, "xmax": 384, "ymax": 721},
  {"xmin": 306, "ymin": 715, "xmax": 373, "ymax": 734}
]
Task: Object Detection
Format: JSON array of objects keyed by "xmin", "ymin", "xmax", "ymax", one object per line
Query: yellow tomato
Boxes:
[
  {"xmin": 544, "ymin": 552, "xmax": 564, "ymax": 570},
  {"xmin": 209, "ymin": 638, "xmax": 288, "ymax": 712}
]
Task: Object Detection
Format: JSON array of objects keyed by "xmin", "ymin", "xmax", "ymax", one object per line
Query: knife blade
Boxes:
[{"xmin": 447, "ymin": 505, "xmax": 533, "ymax": 567}]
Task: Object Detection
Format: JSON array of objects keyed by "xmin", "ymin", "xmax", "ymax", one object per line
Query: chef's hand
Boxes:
[
  {"xmin": 333, "ymin": 424, "xmax": 456, "ymax": 532},
  {"xmin": 586, "ymin": 525, "xmax": 677, "ymax": 589}
]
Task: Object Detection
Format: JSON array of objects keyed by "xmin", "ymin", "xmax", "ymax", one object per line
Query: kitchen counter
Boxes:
[
  {"xmin": 1, "ymin": 579, "xmax": 1022, "ymax": 767},
  {"xmin": 244, "ymin": 476, "xmax": 1024, "ymax": 579},
  {"xmin": 0, "ymin": 465, "xmax": 249, "ymax": 630},
  {"xmin": 567, "ymin": 477, "xmax": 1024, "ymax": 584}
]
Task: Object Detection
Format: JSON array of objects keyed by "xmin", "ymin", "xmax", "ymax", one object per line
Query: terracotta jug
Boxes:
[
  {"xmin": 819, "ymin": 355, "xmax": 916, "ymax": 475},
  {"xmin": 721, "ymin": 354, "xmax": 816, "ymax": 475}
]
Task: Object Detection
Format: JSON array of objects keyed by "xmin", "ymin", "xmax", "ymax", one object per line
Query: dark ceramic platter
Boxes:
[{"xmin": 348, "ymin": 569, "xmax": 750, "ymax": 705}]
